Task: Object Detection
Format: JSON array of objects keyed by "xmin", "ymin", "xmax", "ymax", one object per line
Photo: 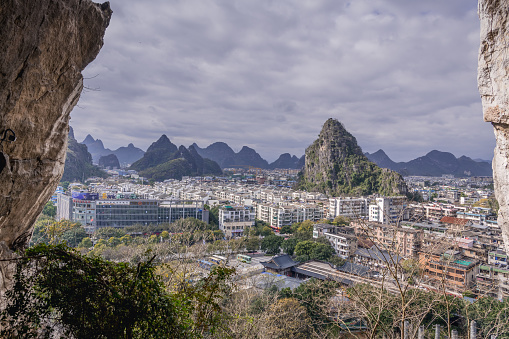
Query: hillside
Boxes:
[
  {"xmin": 62, "ymin": 128, "xmax": 107, "ymax": 182},
  {"xmin": 269, "ymin": 153, "xmax": 302, "ymax": 169},
  {"xmin": 132, "ymin": 135, "xmax": 222, "ymax": 180},
  {"xmin": 298, "ymin": 119, "xmax": 407, "ymax": 196}
]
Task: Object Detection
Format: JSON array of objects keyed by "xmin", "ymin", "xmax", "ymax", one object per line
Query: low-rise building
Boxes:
[
  {"xmin": 313, "ymin": 224, "xmax": 357, "ymax": 259},
  {"xmin": 421, "ymin": 250, "xmax": 479, "ymax": 293},
  {"xmin": 218, "ymin": 205, "xmax": 255, "ymax": 238}
]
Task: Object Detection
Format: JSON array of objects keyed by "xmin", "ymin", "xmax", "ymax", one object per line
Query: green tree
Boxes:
[
  {"xmin": 281, "ymin": 238, "xmax": 299, "ymax": 255},
  {"xmin": 161, "ymin": 231, "xmax": 170, "ymax": 240},
  {"xmin": 0, "ymin": 244, "xmax": 235, "ymax": 338},
  {"xmin": 294, "ymin": 220, "xmax": 314, "ymax": 241},
  {"xmin": 95, "ymin": 227, "xmax": 127, "ymax": 240},
  {"xmin": 279, "ymin": 225, "xmax": 293, "ymax": 234},
  {"xmin": 60, "ymin": 226, "xmax": 87, "ymax": 247},
  {"xmin": 42, "ymin": 201, "xmax": 56, "ymax": 218},
  {"xmin": 294, "ymin": 240, "xmax": 317, "ymax": 258},
  {"xmin": 245, "ymin": 237, "xmax": 260, "ymax": 252},
  {"xmin": 79, "ymin": 237, "xmax": 93, "ymax": 248},
  {"xmin": 310, "ymin": 242, "xmax": 334, "ymax": 261},
  {"xmin": 108, "ymin": 237, "xmax": 122, "ymax": 247},
  {"xmin": 260, "ymin": 226, "xmax": 273, "ymax": 237},
  {"xmin": 333, "ymin": 215, "xmax": 350, "ymax": 226},
  {"xmin": 261, "ymin": 235, "xmax": 283, "ymax": 255},
  {"xmin": 328, "ymin": 256, "xmax": 345, "ymax": 267}
]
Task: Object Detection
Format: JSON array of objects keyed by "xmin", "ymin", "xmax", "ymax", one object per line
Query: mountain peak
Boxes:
[
  {"xmin": 147, "ymin": 134, "xmax": 176, "ymax": 152},
  {"xmin": 82, "ymin": 134, "xmax": 95, "ymax": 144},
  {"xmin": 299, "ymin": 119, "xmax": 407, "ymax": 196}
]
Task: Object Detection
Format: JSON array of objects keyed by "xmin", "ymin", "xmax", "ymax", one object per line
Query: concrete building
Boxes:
[
  {"xmin": 421, "ymin": 250, "xmax": 479, "ymax": 293},
  {"xmin": 313, "ymin": 224, "xmax": 358, "ymax": 259},
  {"xmin": 476, "ymin": 250, "xmax": 509, "ymax": 300},
  {"xmin": 256, "ymin": 203, "xmax": 323, "ymax": 229},
  {"xmin": 218, "ymin": 205, "xmax": 255, "ymax": 238},
  {"xmin": 352, "ymin": 221, "xmax": 423, "ymax": 258},
  {"xmin": 328, "ymin": 197, "xmax": 368, "ymax": 219},
  {"xmin": 57, "ymin": 193, "xmax": 207, "ymax": 230},
  {"xmin": 368, "ymin": 196, "xmax": 409, "ymax": 225}
]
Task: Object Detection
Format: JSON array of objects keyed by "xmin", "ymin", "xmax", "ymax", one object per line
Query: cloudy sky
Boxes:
[{"xmin": 72, "ymin": 0, "xmax": 493, "ymax": 163}]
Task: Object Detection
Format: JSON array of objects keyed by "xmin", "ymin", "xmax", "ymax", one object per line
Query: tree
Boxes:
[
  {"xmin": 279, "ymin": 225, "xmax": 293, "ymax": 234},
  {"xmin": 42, "ymin": 201, "xmax": 56, "ymax": 218},
  {"xmin": 294, "ymin": 220, "xmax": 314, "ymax": 241},
  {"xmin": 281, "ymin": 237, "xmax": 298, "ymax": 255},
  {"xmin": 79, "ymin": 237, "xmax": 93, "ymax": 248},
  {"xmin": 161, "ymin": 231, "xmax": 170, "ymax": 240},
  {"xmin": 294, "ymin": 240, "xmax": 316, "ymax": 258},
  {"xmin": 260, "ymin": 226, "xmax": 273, "ymax": 237},
  {"xmin": 261, "ymin": 298, "xmax": 312, "ymax": 339},
  {"xmin": 333, "ymin": 215, "xmax": 350, "ymax": 226},
  {"xmin": 245, "ymin": 237, "xmax": 260, "ymax": 252},
  {"xmin": 261, "ymin": 235, "xmax": 283, "ymax": 255},
  {"xmin": 108, "ymin": 236, "xmax": 122, "ymax": 247},
  {"xmin": 310, "ymin": 242, "xmax": 334, "ymax": 261},
  {"xmin": 0, "ymin": 244, "xmax": 235, "ymax": 338},
  {"xmin": 60, "ymin": 226, "xmax": 87, "ymax": 247},
  {"xmin": 95, "ymin": 227, "xmax": 127, "ymax": 240}
]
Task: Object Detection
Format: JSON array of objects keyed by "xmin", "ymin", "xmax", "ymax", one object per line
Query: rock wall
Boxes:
[
  {"xmin": 478, "ymin": 0, "xmax": 509, "ymax": 252},
  {"xmin": 0, "ymin": 1, "xmax": 111, "ymax": 292}
]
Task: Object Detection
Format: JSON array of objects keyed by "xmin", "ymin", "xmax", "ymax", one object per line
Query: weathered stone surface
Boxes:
[
  {"xmin": 478, "ymin": 0, "xmax": 509, "ymax": 252},
  {"xmin": 0, "ymin": 1, "xmax": 111, "ymax": 292},
  {"xmin": 298, "ymin": 118, "xmax": 407, "ymax": 197}
]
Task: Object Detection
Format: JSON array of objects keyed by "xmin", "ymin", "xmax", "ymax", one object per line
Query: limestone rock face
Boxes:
[
  {"xmin": 298, "ymin": 118, "xmax": 407, "ymax": 197},
  {"xmin": 478, "ymin": 0, "xmax": 509, "ymax": 252},
  {"xmin": 0, "ymin": 1, "xmax": 111, "ymax": 291}
]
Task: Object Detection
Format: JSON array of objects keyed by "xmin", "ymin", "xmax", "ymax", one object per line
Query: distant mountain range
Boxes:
[
  {"xmin": 365, "ymin": 149, "xmax": 492, "ymax": 177},
  {"xmin": 191, "ymin": 142, "xmax": 303, "ymax": 170},
  {"xmin": 75, "ymin": 130, "xmax": 492, "ymax": 176},
  {"xmin": 130, "ymin": 135, "xmax": 222, "ymax": 181},
  {"xmin": 82, "ymin": 134, "xmax": 145, "ymax": 167}
]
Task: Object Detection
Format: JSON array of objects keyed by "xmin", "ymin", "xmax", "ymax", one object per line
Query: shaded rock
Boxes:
[
  {"xmin": 478, "ymin": 0, "xmax": 509, "ymax": 252},
  {"xmin": 98, "ymin": 153, "xmax": 120, "ymax": 169},
  {"xmin": 0, "ymin": 0, "xmax": 111, "ymax": 292},
  {"xmin": 62, "ymin": 131, "xmax": 106, "ymax": 182}
]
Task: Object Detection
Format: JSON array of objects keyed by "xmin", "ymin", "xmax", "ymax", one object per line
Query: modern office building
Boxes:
[{"xmin": 57, "ymin": 192, "xmax": 207, "ymax": 229}]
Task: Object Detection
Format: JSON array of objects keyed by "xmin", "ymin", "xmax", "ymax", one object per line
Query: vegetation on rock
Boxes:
[{"xmin": 298, "ymin": 118, "xmax": 407, "ymax": 196}]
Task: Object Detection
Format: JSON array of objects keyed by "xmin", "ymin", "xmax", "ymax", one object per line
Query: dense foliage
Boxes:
[{"xmin": 0, "ymin": 244, "xmax": 235, "ymax": 338}]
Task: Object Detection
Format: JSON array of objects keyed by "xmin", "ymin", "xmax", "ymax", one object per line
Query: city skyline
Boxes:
[{"xmin": 72, "ymin": 0, "xmax": 492, "ymax": 163}]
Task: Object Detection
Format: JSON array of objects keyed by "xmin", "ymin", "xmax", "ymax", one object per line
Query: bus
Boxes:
[
  {"xmin": 209, "ymin": 255, "xmax": 227, "ymax": 265},
  {"xmin": 237, "ymin": 254, "xmax": 252, "ymax": 264}
]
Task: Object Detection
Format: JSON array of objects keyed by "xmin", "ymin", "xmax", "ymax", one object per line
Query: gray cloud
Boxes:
[{"xmin": 72, "ymin": 0, "xmax": 492, "ymax": 163}]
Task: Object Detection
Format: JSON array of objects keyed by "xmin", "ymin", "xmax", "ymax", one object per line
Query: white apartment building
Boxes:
[
  {"xmin": 219, "ymin": 205, "xmax": 255, "ymax": 238},
  {"xmin": 368, "ymin": 196, "xmax": 409, "ymax": 225},
  {"xmin": 256, "ymin": 203, "xmax": 323, "ymax": 229},
  {"xmin": 328, "ymin": 197, "xmax": 368, "ymax": 219}
]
